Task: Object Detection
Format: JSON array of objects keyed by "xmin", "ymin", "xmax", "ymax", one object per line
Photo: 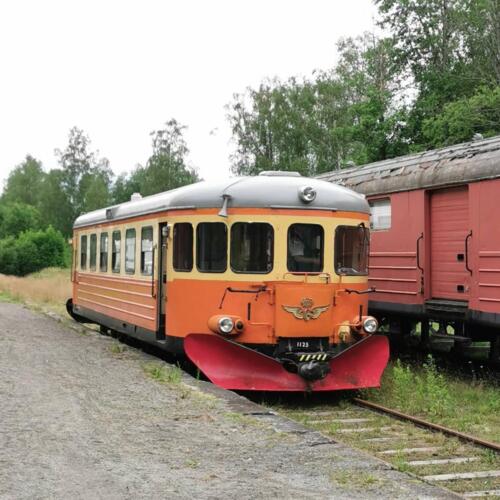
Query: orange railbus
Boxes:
[{"xmin": 67, "ymin": 172, "xmax": 389, "ymax": 391}]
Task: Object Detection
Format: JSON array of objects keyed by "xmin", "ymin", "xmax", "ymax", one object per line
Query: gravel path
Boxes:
[{"xmin": 0, "ymin": 302, "xmax": 458, "ymax": 499}]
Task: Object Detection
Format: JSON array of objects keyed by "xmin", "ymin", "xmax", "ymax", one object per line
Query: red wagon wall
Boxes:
[
  {"xmin": 368, "ymin": 190, "xmax": 425, "ymax": 308},
  {"xmin": 368, "ymin": 177, "xmax": 500, "ymax": 331}
]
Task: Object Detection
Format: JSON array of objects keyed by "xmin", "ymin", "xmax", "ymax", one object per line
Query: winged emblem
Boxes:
[{"xmin": 282, "ymin": 298, "xmax": 330, "ymax": 321}]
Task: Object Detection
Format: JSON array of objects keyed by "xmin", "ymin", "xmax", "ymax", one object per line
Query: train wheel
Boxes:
[{"xmin": 99, "ymin": 325, "xmax": 111, "ymax": 336}]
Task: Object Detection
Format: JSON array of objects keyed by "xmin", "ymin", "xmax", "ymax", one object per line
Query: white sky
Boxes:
[{"xmin": 0, "ymin": 0, "xmax": 377, "ymax": 186}]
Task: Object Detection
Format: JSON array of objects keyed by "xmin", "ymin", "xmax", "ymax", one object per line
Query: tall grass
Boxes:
[
  {"xmin": 364, "ymin": 355, "xmax": 500, "ymax": 442},
  {"xmin": 0, "ymin": 267, "xmax": 71, "ymax": 314}
]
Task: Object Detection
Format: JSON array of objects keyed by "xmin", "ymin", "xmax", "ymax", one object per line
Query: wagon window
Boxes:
[
  {"xmin": 231, "ymin": 223, "xmax": 273, "ymax": 273},
  {"xmin": 287, "ymin": 224, "xmax": 323, "ymax": 272},
  {"xmin": 369, "ymin": 198, "xmax": 391, "ymax": 230},
  {"xmin": 89, "ymin": 234, "xmax": 97, "ymax": 271},
  {"xmin": 173, "ymin": 223, "xmax": 193, "ymax": 272},
  {"xmin": 100, "ymin": 232, "xmax": 108, "ymax": 272},
  {"xmin": 141, "ymin": 226, "xmax": 154, "ymax": 275},
  {"xmin": 196, "ymin": 223, "xmax": 227, "ymax": 273},
  {"xmin": 335, "ymin": 225, "xmax": 369, "ymax": 276},
  {"xmin": 80, "ymin": 235, "xmax": 88, "ymax": 270},
  {"xmin": 125, "ymin": 228, "xmax": 136, "ymax": 274},
  {"xmin": 112, "ymin": 231, "xmax": 121, "ymax": 273}
]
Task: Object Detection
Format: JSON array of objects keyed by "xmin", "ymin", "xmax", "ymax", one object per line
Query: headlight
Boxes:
[
  {"xmin": 363, "ymin": 317, "xmax": 378, "ymax": 334},
  {"xmin": 218, "ymin": 317, "xmax": 234, "ymax": 334}
]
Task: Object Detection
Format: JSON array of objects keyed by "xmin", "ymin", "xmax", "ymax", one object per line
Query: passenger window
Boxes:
[
  {"xmin": 89, "ymin": 234, "xmax": 97, "ymax": 271},
  {"xmin": 196, "ymin": 223, "xmax": 227, "ymax": 272},
  {"xmin": 112, "ymin": 231, "xmax": 121, "ymax": 273},
  {"xmin": 231, "ymin": 223, "xmax": 273, "ymax": 273},
  {"xmin": 125, "ymin": 228, "xmax": 136, "ymax": 274},
  {"xmin": 100, "ymin": 232, "xmax": 108, "ymax": 272},
  {"xmin": 173, "ymin": 223, "xmax": 193, "ymax": 272},
  {"xmin": 287, "ymin": 224, "xmax": 324, "ymax": 272},
  {"xmin": 369, "ymin": 198, "xmax": 391, "ymax": 230},
  {"xmin": 141, "ymin": 226, "xmax": 154, "ymax": 275},
  {"xmin": 80, "ymin": 235, "xmax": 88, "ymax": 270},
  {"xmin": 335, "ymin": 225, "xmax": 370, "ymax": 276}
]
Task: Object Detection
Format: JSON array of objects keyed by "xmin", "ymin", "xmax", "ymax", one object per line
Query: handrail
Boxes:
[
  {"xmin": 465, "ymin": 230, "xmax": 473, "ymax": 275},
  {"xmin": 416, "ymin": 232, "xmax": 424, "ymax": 272},
  {"xmin": 151, "ymin": 245, "xmax": 156, "ymax": 297}
]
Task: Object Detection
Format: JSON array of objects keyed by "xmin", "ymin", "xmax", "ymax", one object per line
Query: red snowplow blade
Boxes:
[{"xmin": 184, "ymin": 334, "xmax": 389, "ymax": 392}]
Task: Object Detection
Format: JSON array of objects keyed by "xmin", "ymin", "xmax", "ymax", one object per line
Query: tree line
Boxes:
[
  {"xmin": 0, "ymin": 0, "xmax": 499, "ymax": 276},
  {"xmin": 228, "ymin": 0, "xmax": 500, "ymax": 175},
  {"xmin": 0, "ymin": 121, "xmax": 198, "ymax": 275}
]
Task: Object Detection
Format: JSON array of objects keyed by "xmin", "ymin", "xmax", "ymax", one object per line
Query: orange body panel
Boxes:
[
  {"xmin": 166, "ymin": 279, "xmax": 368, "ymax": 344},
  {"xmin": 74, "ymin": 273, "xmax": 157, "ymax": 332}
]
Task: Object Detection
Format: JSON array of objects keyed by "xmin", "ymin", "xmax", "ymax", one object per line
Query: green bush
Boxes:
[
  {"xmin": 0, "ymin": 237, "xmax": 19, "ymax": 275},
  {"xmin": 0, "ymin": 226, "xmax": 67, "ymax": 276},
  {"xmin": 0, "ymin": 202, "xmax": 42, "ymax": 239}
]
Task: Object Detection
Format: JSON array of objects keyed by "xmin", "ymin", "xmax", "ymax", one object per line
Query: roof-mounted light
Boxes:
[{"xmin": 298, "ymin": 186, "xmax": 316, "ymax": 203}]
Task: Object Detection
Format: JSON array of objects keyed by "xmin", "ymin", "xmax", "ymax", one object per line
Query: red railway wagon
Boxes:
[
  {"xmin": 67, "ymin": 172, "xmax": 389, "ymax": 391},
  {"xmin": 318, "ymin": 135, "xmax": 500, "ymax": 361}
]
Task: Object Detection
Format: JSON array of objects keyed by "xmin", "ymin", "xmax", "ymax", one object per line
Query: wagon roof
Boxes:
[
  {"xmin": 316, "ymin": 135, "xmax": 500, "ymax": 197},
  {"xmin": 73, "ymin": 173, "xmax": 368, "ymax": 229}
]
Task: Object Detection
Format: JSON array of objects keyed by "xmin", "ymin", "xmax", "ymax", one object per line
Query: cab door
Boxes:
[{"xmin": 156, "ymin": 223, "xmax": 169, "ymax": 340}]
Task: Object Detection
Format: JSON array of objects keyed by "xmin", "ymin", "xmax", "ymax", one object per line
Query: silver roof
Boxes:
[
  {"xmin": 73, "ymin": 174, "xmax": 369, "ymax": 229},
  {"xmin": 317, "ymin": 135, "xmax": 500, "ymax": 196}
]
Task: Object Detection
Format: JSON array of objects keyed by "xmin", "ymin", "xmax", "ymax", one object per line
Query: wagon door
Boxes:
[{"xmin": 430, "ymin": 187, "xmax": 471, "ymax": 300}]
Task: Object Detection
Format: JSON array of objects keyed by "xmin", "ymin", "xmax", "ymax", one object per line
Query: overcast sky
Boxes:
[{"xmin": 0, "ymin": 0, "xmax": 377, "ymax": 185}]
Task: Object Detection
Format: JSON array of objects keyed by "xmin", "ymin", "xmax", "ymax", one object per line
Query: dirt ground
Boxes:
[{"xmin": 0, "ymin": 302, "xmax": 458, "ymax": 499}]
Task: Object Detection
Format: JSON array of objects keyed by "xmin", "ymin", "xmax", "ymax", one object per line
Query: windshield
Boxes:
[
  {"xmin": 287, "ymin": 223, "xmax": 324, "ymax": 272},
  {"xmin": 335, "ymin": 225, "xmax": 369, "ymax": 276}
]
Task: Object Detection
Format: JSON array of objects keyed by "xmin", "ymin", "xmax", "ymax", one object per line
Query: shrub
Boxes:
[
  {"xmin": 0, "ymin": 237, "xmax": 19, "ymax": 275},
  {"xmin": 0, "ymin": 226, "xmax": 67, "ymax": 276},
  {"xmin": 0, "ymin": 202, "xmax": 42, "ymax": 239}
]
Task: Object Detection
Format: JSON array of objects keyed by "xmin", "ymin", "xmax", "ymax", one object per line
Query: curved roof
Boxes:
[
  {"xmin": 73, "ymin": 173, "xmax": 369, "ymax": 229},
  {"xmin": 317, "ymin": 135, "xmax": 500, "ymax": 196}
]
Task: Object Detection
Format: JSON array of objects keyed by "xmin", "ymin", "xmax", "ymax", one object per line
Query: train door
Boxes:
[
  {"xmin": 156, "ymin": 223, "xmax": 169, "ymax": 340},
  {"xmin": 430, "ymin": 187, "xmax": 471, "ymax": 300}
]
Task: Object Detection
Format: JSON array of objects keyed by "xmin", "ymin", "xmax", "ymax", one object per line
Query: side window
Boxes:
[
  {"xmin": 231, "ymin": 222, "xmax": 273, "ymax": 273},
  {"xmin": 141, "ymin": 226, "xmax": 154, "ymax": 275},
  {"xmin": 196, "ymin": 223, "xmax": 227, "ymax": 272},
  {"xmin": 90, "ymin": 234, "xmax": 97, "ymax": 271},
  {"xmin": 287, "ymin": 224, "xmax": 324, "ymax": 272},
  {"xmin": 100, "ymin": 232, "xmax": 108, "ymax": 272},
  {"xmin": 173, "ymin": 223, "xmax": 193, "ymax": 272},
  {"xmin": 112, "ymin": 230, "xmax": 121, "ymax": 273},
  {"xmin": 369, "ymin": 198, "xmax": 391, "ymax": 230},
  {"xmin": 80, "ymin": 235, "xmax": 88, "ymax": 270},
  {"xmin": 335, "ymin": 225, "xmax": 370, "ymax": 276},
  {"xmin": 125, "ymin": 228, "xmax": 136, "ymax": 274}
]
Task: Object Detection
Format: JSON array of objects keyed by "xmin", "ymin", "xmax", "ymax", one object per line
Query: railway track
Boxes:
[{"xmin": 274, "ymin": 399, "xmax": 500, "ymax": 498}]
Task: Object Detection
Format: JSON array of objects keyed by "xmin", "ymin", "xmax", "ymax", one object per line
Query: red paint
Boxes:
[
  {"xmin": 367, "ymin": 178, "xmax": 500, "ymax": 323},
  {"xmin": 469, "ymin": 179, "xmax": 500, "ymax": 314},
  {"xmin": 368, "ymin": 191, "xmax": 425, "ymax": 305},
  {"xmin": 430, "ymin": 187, "xmax": 470, "ymax": 300},
  {"xmin": 184, "ymin": 334, "xmax": 389, "ymax": 392}
]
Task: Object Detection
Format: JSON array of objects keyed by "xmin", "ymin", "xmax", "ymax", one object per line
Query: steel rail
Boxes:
[{"xmin": 352, "ymin": 398, "xmax": 500, "ymax": 453}]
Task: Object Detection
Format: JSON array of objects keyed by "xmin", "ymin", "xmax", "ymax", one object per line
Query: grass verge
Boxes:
[
  {"xmin": 0, "ymin": 267, "xmax": 71, "ymax": 316},
  {"xmin": 143, "ymin": 361, "xmax": 184, "ymax": 385},
  {"xmin": 362, "ymin": 355, "xmax": 500, "ymax": 443}
]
